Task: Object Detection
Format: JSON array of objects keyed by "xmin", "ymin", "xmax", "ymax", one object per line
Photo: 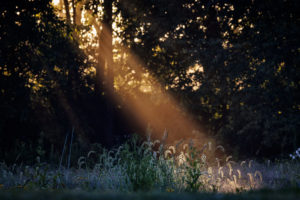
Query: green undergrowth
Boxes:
[{"xmin": 0, "ymin": 132, "xmax": 299, "ymax": 194}]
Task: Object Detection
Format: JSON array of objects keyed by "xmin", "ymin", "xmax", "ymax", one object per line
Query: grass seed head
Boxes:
[
  {"xmin": 240, "ymin": 161, "xmax": 246, "ymax": 167},
  {"xmin": 249, "ymin": 160, "xmax": 253, "ymax": 168},
  {"xmin": 226, "ymin": 156, "xmax": 232, "ymax": 163}
]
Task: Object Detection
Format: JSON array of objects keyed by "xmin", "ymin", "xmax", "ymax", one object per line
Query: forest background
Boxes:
[{"xmin": 0, "ymin": 0, "xmax": 299, "ymax": 165}]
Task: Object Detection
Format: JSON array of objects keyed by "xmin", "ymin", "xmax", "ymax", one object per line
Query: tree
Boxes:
[
  {"xmin": 116, "ymin": 0, "xmax": 300, "ymax": 157},
  {"xmin": 0, "ymin": 0, "xmax": 91, "ymax": 163},
  {"xmin": 53, "ymin": 0, "xmax": 119, "ymax": 146}
]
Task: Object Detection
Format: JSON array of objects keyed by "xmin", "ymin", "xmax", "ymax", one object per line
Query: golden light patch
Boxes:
[
  {"xmin": 52, "ymin": 0, "xmax": 60, "ymax": 6},
  {"xmin": 95, "ymin": 24, "xmax": 212, "ymax": 145}
]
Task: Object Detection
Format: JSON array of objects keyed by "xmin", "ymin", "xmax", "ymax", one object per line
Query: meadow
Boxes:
[{"xmin": 1, "ymin": 132, "xmax": 299, "ymax": 199}]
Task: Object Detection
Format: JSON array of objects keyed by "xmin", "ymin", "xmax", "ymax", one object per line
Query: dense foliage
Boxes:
[
  {"xmin": 117, "ymin": 0, "xmax": 300, "ymax": 157},
  {"xmin": 0, "ymin": 0, "xmax": 299, "ymax": 163},
  {"xmin": 0, "ymin": 0, "xmax": 95, "ymax": 162}
]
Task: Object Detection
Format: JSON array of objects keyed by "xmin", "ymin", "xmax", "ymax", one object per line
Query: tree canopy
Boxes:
[{"xmin": 0, "ymin": 0, "xmax": 299, "ymax": 162}]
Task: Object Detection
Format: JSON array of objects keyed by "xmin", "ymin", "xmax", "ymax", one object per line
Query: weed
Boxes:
[{"xmin": 1, "ymin": 135, "xmax": 300, "ymax": 193}]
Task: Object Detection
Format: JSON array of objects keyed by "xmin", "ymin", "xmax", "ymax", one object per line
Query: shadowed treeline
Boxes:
[{"xmin": 0, "ymin": 0, "xmax": 299, "ymax": 164}]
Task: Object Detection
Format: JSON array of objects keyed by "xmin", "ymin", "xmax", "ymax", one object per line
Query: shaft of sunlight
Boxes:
[{"xmin": 98, "ymin": 24, "xmax": 213, "ymax": 146}]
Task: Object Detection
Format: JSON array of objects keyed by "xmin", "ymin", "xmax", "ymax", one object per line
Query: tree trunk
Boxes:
[
  {"xmin": 63, "ymin": 0, "xmax": 71, "ymax": 25},
  {"xmin": 95, "ymin": 0, "xmax": 114, "ymax": 145},
  {"xmin": 71, "ymin": 0, "xmax": 76, "ymax": 25}
]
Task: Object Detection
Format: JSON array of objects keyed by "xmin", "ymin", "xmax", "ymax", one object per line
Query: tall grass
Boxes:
[{"xmin": 0, "ymin": 132, "xmax": 299, "ymax": 193}]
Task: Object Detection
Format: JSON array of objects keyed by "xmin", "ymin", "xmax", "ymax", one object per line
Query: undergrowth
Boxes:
[{"xmin": 0, "ymin": 131, "xmax": 299, "ymax": 193}]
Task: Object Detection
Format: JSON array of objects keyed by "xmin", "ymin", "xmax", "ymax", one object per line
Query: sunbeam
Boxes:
[{"xmin": 97, "ymin": 24, "xmax": 213, "ymax": 146}]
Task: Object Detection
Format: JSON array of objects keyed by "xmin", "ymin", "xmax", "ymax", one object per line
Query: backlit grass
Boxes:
[{"xmin": 0, "ymin": 132, "xmax": 299, "ymax": 194}]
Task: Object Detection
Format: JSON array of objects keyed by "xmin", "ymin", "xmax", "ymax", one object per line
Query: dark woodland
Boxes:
[{"xmin": 0, "ymin": 0, "xmax": 299, "ymax": 164}]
